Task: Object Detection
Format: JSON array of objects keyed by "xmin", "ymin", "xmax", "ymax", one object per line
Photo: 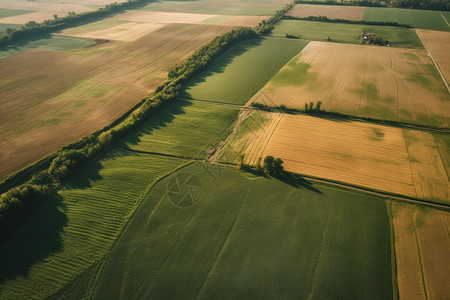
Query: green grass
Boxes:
[
  {"xmin": 121, "ymin": 100, "xmax": 239, "ymax": 158},
  {"xmin": 0, "ymin": 34, "xmax": 95, "ymax": 58},
  {"xmin": 0, "ymin": 8, "xmax": 33, "ymax": 19},
  {"xmin": 272, "ymin": 20, "xmax": 423, "ymax": 48},
  {"xmin": 0, "ymin": 23, "xmax": 20, "ymax": 34},
  {"xmin": 183, "ymin": 37, "xmax": 308, "ymax": 104},
  {"xmin": 139, "ymin": 0, "xmax": 286, "ymax": 16},
  {"xmin": 92, "ymin": 163, "xmax": 393, "ymax": 299},
  {"xmin": 0, "ymin": 151, "xmax": 186, "ymax": 299},
  {"xmin": 363, "ymin": 7, "xmax": 450, "ymax": 31}
]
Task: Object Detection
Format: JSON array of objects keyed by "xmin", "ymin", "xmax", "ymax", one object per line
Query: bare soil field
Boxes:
[
  {"xmin": 251, "ymin": 41, "xmax": 450, "ymax": 127},
  {"xmin": 416, "ymin": 29, "xmax": 450, "ymax": 87},
  {"xmin": 219, "ymin": 111, "xmax": 450, "ymax": 203},
  {"xmin": 0, "ymin": 23, "xmax": 231, "ymax": 180},
  {"xmin": 391, "ymin": 202, "xmax": 450, "ymax": 299},
  {"xmin": 404, "ymin": 130, "xmax": 449, "ymax": 203},
  {"xmin": 287, "ymin": 4, "xmax": 365, "ymax": 21}
]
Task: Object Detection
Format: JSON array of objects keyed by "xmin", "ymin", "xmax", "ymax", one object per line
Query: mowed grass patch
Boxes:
[
  {"xmin": 363, "ymin": 7, "xmax": 450, "ymax": 31},
  {"xmin": 121, "ymin": 100, "xmax": 239, "ymax": 158},
  {"xmin": 93, "ymin": 163, "xmax": 393, "ymax": 299},
  {"xmin": 0, "ymin": 34, "xmax": 95, "ymax": 58},
  {"xmin": 271, "ymin": 20, "xmax": 423, "ymax": 47},
  {"xmin": 0, "ymin": 151, "xmax": 185, "ymax": 299},
  {"xmin": 183, "ymin": 37, "xmax": 308, "ymax": 104}
]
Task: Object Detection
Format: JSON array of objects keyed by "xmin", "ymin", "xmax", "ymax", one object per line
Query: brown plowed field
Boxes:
[
  {"xmin": 287, "ymin": 4, "xmax": 365, "ymax": 21},
  {"xmin": 0, "ymin": 24, "xmax": 231, "ymax": 180},
  {"xmin": 391, "ymin": 202, "xmax": 450, "ymax": 299},
  {"xmin": 251, "ymin": 41, "xmax": 450, "ymax": 127}
]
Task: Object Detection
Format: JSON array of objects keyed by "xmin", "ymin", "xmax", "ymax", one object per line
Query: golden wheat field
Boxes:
[
  {"xmin": 0, "ymin": 24, "xmax": 232, "ymax": 180},
  {"xmin": 251, "ymin": 41, "xmax": 450, "ymax": 127},
  {"xmin": 219, "ymin": 111, "xmax": 449, "ymax": 202},
  {"xmin": 391, "ymin": 202, "xmax": 450, "ymax": 300}
]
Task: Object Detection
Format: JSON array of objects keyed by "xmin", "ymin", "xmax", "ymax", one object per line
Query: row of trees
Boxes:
[
  {"xmin": 257, "ymin": 3, "xmax": 294, "ymax": 34},
  {"xmin": 294, "ymin": 0, "xmax": 449, "ymax": 11},
  {"xmin": 284, "ymin": 15, "xmax": 411, "ymax": 28},
  {"xmin": 0, "ymin": 0, "xmax": 153, "ymax": 47},
  {"xmin": 0, "ymin": 27, "xmax": 258, "ymax": 240}
]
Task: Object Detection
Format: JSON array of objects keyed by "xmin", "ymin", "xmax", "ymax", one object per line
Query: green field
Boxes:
[
  {"xmin": 363, "ymin": 7, "xmax": 450, "ymax": 31},
  {"xmin": 272, "ymin": 20, "xmax": 423, "ymax": 48},
  {"xmin": 122, "ymin": 100, "xmax": 239, "ymax": 158},
  {"xmin": 92, "ymin": 163, "xmax": 393, "ymax": 299},
  {"xmin": 0, "ymin": 8, "xmax": 33, "ymax": 19},
  {"xmin": 0, "ymin": 151, "xmax": 186, "ymax": 299},
  {"xmin": 183, "ymin": 37, "xmax": 308, "ymax": 104},
  {"xmin": 0, "ymin": 23, "xmax": 20, "ymax": 34},
  {"xmin": 0, "ymin": 34, "xmax": 95, "ymax": 58},
  {"xmin": 140, "ymin": 0, "xmax": 289, "ymax": 16}
]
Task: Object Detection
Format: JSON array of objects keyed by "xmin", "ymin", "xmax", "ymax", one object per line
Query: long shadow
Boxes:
[
  {"xmin": 277, "ymin": 172, "xmax": 323, "ymax": 194},
  {"xmin": 119, "ymin": 99, "xmax": 193, "ymax": 149},
  {"xmin": 181, "ymin": 37, "xmax": 264, "ymax": 98},
  {"xmin": 0, "ymin": 191, "xmax": 68, "ymax": 285}
]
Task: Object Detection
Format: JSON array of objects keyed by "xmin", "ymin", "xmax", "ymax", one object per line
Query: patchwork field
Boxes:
[
  {"xmin": 218, "ymin": 111, "xmax": 450, "ymax": 203},
  {"xmin": 390, "ymin": 202, "xmax": 450, "ymax": 299},
  {"xmin": 251, "ymin": 41, "xmax": 450, "ymax": 127},
  {"xmin": 183, "ymin": 37, "xmax": 308, "ymax": 104},
  {"xmin": 288, "ymin": 4, "xmax": 365, "ymax": 20},
  {"xmin": 416, "ymin": 29, "xmax": 450, "ymax": 87},
  {"xmin": 0, "ymin": 23, "xmax": 232, "ymax": 181},
  {"xmin": 0, "ymin": 151, "xmax": 186, "ymax": 299},
  {"xmin": 271, "ymin": 20, "xmax": 423, "ymax": 47},
  {"xmin": 140, "ymin": 0, "xmax": 292, "ymax": 16},
  {"xmin": 363, "ymin": 7, "xmax": 450, "ymax": 31},
  {"xmin": 91, "ymin": 163, "xmax": 393, "ymax": 299},
  {"xmin": 121, "ymin": 100, "xmax": 239, "ymax": 158}
]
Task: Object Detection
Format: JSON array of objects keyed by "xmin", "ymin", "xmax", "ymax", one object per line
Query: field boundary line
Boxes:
[
  {"xmin": 440, "ymin": 14, "xmax": 450, "ymax": 28},
  {"xmin": 413, "ymin": 210, "xmax": 429, "ymax": 300},
  {"xmin": 386, "ymin": 201, "xmax": 399, "ymax": 300}
]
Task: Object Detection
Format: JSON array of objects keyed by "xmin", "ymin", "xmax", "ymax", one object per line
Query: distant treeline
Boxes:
[
  {"xmin": 0, "ymin": 0, "xmax": 154, "ymax": 47},
  {"xmin": 294, "ymin": 0, "xmax": 385, "ymax": 7},
  {"xmin": 294, "ymin": 0, "xmax": 450, "ymax": 11},
  {"xmin": 284, "ymin": 15, "xmax": 412, "ymax": 27},
  {"xmin": 0, "ymin": 27, "xmax": 257, "ymax": 240}
]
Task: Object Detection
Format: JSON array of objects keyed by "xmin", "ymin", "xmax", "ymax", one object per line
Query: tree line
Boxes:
[
  {"xmin": 0, "ymin": 27, "xmax": 257, "ymax": 240},
  {"xmin": 284, "ymin": 15, "xmax": 412, "ymax": 28},
  {"xmin": 294, "ymin": 0, "xmax": 450, "ymax": 11},
  {"xmin": 0, "ymin": 0, "xmax": 154, "ymax": 47},
  {"xmin": 256, "ymin": 3, "xmax": 294, "ymax": 34}
]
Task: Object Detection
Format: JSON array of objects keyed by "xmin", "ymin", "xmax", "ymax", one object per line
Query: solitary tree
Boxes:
[
  {"xmin": 316, "ymin": 101, "xmax": 322, "ymax": 111},
  {"xmin": 263, "ymin": 156, "xmax": 284, "ymax": 177}
]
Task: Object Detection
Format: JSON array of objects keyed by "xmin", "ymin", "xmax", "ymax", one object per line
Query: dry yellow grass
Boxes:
[
  {"xmin": 404, "ymin": 130, "xmax": 450, "ymax": 203},
  {"xmin": 0, "ymin": 24, "xmax": 232, "ymax": 180},
  {"xmin": 391, "ymin": 202, "xmax": 450, "ymax": 299},
  {"xmin": 222, "ymin": 15, "xmax": 270, "ymax": 27},
  {"xmin": 416, "ymin": 29, "xmax": 450, "ymax": 87},
  {"xmin": 287, "ymin": 4, "xmax": 365, "ymax": 21},
  {"xmin": 220, "ymin": 111, "xmax": 449, "ymax": 202},
  {"xmin": 251, "ymin": 41, "xmax": 450, "ymax": 127},
  {"xmin": 113, "ymin": 10, "xmax": 217, "ymax": 24}
]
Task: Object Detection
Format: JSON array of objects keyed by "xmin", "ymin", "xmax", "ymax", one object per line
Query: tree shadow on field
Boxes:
[
  {"xmin": 0, "ymin": 191, "xmax": 68, "ymax": 285},
  {"xmin": 305, "ymin": 112, "xmax": 352, "ymax": 123},
  {"xmin": 119, "ymin": 99, "xmax": 192, "ymax": 150},
  {"xmin": 277, "ymin": 173, "xmax": 323, "ymax": 194},
  {"xmin": 181, "ymin": 37, "xmax": 263, "ymax": 99}
]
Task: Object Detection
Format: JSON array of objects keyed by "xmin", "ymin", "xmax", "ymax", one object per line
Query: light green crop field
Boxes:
[
  {"xmin": 183, "ymin": 37, "xmax": 308, "ymax": 104},
  {"xmin": 0, "ymin": 8, "xmax": 33, "ymax": 19},
  {"xmin": 140, "ymin": 0, "xmax": 291, "ymax": 16},
  {"xmin": 122, "ymin": 100, "xmax": 239, "ymax": 158},
  {"xmin": 272, "ymin": 20, "xmax": 423, "ymax": 48},
  {"xmin": 0, "ymin": 34, "xmax": 95, "ymax": 58},
  {"xmin": 91, "ymin": 163, "xmax": 393, "ymax": 299},
  {"xmin": 363, "ymin": 7, "xmax": 450, "ymax": 31},
  {"xmin": 0, "ymin": 151, "xmax": 186, "ymax": 299}
]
